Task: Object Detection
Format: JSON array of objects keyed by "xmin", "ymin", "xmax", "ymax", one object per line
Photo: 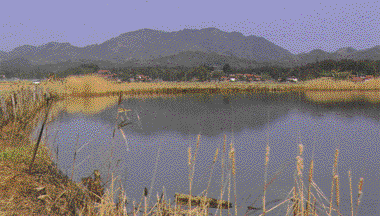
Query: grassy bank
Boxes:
[{"xmin": 0, "ymin": 90, "xmax": 96, "ymax": 215}]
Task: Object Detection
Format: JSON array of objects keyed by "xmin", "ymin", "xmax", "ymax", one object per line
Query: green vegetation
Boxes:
[{"xmin": 3, "ymin": 58, "xmax": 379, "ymax": 83}]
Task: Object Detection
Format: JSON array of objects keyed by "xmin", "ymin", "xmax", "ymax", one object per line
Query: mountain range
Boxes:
[{"xmin": 0, "ymin": 27, "xmax": 379, "ymax": 72}]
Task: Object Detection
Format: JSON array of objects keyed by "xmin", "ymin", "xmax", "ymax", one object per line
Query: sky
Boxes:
[{"xmin": 1, "ymin": 0, "xmax": 379, "ymax": 55}]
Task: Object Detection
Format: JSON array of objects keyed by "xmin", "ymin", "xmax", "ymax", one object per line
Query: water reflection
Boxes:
[{"xmin": 35, "ymin": 92, "xmax": 380, "ymax": 215}]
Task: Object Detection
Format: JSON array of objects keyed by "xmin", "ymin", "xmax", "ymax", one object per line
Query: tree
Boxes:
[
  {"xmin": 80, "ymin": 63, "xmax": 100, "ymax": 72},
  {"xmin": 195, "ymin": 65, "xmax": 210, "ymax": 82},
  {"xmin": 223, "ymin": 63, "xmax": 232, "ymax": 74},
  {"xmin": 261, "ymin": 73, "xmax": 272, "ymax": 81},
  {"xmin": 210, "ymin": 70, "xmax": 225, "ymax": 79}
]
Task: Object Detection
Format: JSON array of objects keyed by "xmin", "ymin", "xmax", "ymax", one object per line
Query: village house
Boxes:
[
  {"xmin": 286, "ymin": 76, "xmax": 298, "ymax": 83},
  {"xmin": 219, "ymin": 76, "xmax": 229, "ymax": 82},
  {"xmin": 253, "ymin": 75, "xmax": 262, "ymax": 82},
  {"xmin": 364, "ymin": 75, "xmax": 374, "ymax": 82},
  {"xmin": 235, "ymin": 74, "xmax": 244, "ymax": 80},
  {"xmin": 96, "ymin": 70, "xmax": 118, "ymax": 81},
  {"xmin": 352, "ymin": 76, "xmax": 364, "ymax": 83},
  {"xmin": 320, "ymin": 77, "xmax": 333, "ymax": 80},
  {"xmin": 135, "ymin": 74, "xmax": 151, "ymax": 82},
  {"xmin": 152, "ymin": 78, "xmax": 164, "ymax": 83}
]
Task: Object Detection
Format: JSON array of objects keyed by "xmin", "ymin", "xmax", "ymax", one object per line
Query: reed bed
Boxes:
[
  {"xmin": 69, "ymin": 129, "xmax": 365, "ymax": 216},
  {"xmin": 304, "ymin": 90, "xmax": 380, "ymax": 103},
  {"xmin": 0, "ymin": 81, "xmax": 369, "ymax": 215},
  {"xmin": 34, "ymin": 74, "xmax": 380, "ymax": 101}
]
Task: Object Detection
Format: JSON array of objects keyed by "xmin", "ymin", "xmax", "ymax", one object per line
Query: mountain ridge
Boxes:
[{"xmin": 0, "ymin": 28, "xmax": 379, "ymax": 69}]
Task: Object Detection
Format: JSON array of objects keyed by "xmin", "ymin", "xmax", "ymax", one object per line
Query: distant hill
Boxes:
[
  {"xmin": 293, "ymin": 46, "xmax": 380, "ymax": 66},
  {"xmin": 0, "ymin": 28, "xmax": 379, "ymax": 74},
  {"xmin": 0, "ymin": 28, "xmax": 294, "ymax": 65}
]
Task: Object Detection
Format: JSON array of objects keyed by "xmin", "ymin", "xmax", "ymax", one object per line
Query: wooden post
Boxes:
[
  {"xmin": 0, "ymin": 95, "xmax": 8, "ymax": 120},
  {"xmin": 11, "ymin": 93, "xmax": 16, "ymax": 119},
  {"xmin": 29, "ymin": 98, "xmax": 52, "ymax": 174},
  {"xmin": 34, "ymin": 85, "xmax": 37, "ymax": 102}
]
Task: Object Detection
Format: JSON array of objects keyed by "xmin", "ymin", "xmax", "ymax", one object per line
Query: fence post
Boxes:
[
  {"xmin": 11, "ymin": 93, "xmax": 16, "ymax": 119},
  {"xmin": 33, "ymin": 85, "xmax": 36, "ymax": 102},
  {"xmin": 0, "ymin": 95, "xmax": 8, "ymax": 120}
]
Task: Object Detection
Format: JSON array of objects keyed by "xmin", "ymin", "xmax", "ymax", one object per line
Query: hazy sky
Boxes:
[{"xmin": 1, "ymin": 0, "xmax": 379, "ymax": 54}]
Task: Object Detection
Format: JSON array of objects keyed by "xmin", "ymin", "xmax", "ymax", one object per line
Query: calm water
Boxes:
[{"xmin": 34, "ymin": 92, "xmax": 380, "ymax": 215}]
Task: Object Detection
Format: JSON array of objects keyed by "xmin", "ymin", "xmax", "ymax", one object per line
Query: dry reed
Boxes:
[
  {"xmin": 329, "ymin": 148, "xmax": 339, "ymax": 216},
  {"xmin": 216, "ymin": 133, "xmax": 227, "ymax": 215},
  {"xmin": 297, "ymin": 143, "xmax": 304, "ymax": 216},
  {"xmin": 306, "ymin": 159, "xmax": 314, "ymax": 216},
  {"xmin": 355, "ymin": 177, "xmax": 364, "ymax": 216},
  {"xmin": 349, "ymin": 170, "xmax": 354, "ymax": 216},
  {"xmin": 263, "ymin": 145, "xmax": 270, "ymax": 215},
  {"xmin": 335, "ymin": 174, "xmax": 340, "ymax": 214}
]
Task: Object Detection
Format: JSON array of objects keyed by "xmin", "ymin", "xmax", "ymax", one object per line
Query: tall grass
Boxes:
[{"xmin": 31, "ymin": 74, "xmax": 380, "ymax": 101}]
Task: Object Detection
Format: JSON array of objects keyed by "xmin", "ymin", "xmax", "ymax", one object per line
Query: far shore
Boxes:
[{"xmin": 1, "ymin": 76, "xmax": 380, "ymax": 98}]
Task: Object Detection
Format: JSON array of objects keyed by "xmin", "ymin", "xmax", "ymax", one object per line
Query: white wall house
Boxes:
[{"xmin": 286, "ymin": 77, "xmax": 298, "ymax": 82}]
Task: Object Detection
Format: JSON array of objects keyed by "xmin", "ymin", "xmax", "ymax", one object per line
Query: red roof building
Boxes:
[
  {"xmin": 98, "ymin": 70, "xmax": 111, "ymax": 74},
  {"xmin": 352, "ymin": 76, "xmax": 364, "ymax": 83},
  {"xmin": 96, "ymin": 70, "xmax": 117, "ymax": 80}
]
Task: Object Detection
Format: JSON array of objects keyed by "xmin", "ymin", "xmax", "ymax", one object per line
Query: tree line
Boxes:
[{"xmin": 2, "ymin": 58, "xmax": 380, "ymax": 82}]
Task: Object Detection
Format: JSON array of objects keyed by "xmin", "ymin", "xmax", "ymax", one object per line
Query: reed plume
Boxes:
[
  {"xmin": 306, "ymin": 159, "xmax": 314, "ymax": 216},
  {"xmin": 329, "ymin": 148, "xmax": 339, "ymax": 216},
  {"xmin": 355, "ymin": 177, "xmax": 364, "ymax": 216},
  {"xmin": 229, "ymin": 147, "xmax": 237, "ymax": 216}
]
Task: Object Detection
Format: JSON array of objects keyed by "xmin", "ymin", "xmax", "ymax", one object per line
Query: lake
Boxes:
[{"xmin": 33, "ymin": 92, "xmax": 380, "ymax": 215}]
